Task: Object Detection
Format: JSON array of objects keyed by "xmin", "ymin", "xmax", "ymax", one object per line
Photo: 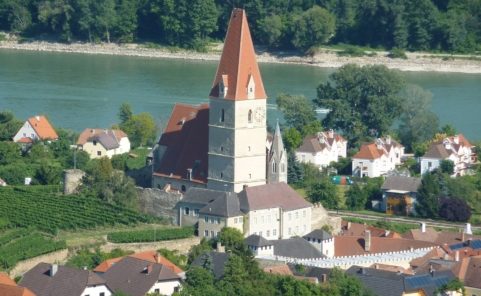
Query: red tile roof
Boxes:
[
  {"xmin": 77, "ymin": 128, "xmax": 127, "ymax": 145},
  {"xmin": 353, "ymin": 143, "xmax": 385, "ymax": 160},
  {"xmin": 453, "ymin": 255, "xmax": 481, "ymax": 289},
  {"xmin": 27, "ymin": 115, "xmax": 58, "ymax": 141},
  {"xmin": 209, "ymin": 9, "xmax": 266, "ymax": 100},
  {"xmin": 239, "ymin": 182, "xmax": 312, "ymax": 211},
  {"xmin": 0, "ymin": 273, "xmax": 36, "ymax": 296},
  {"xmin": 155, "ymin": 104, "xmax": 209, "ymax": 184},
  {"xmin": 17, "ymin": 137, "xmax": 33, "ymax": 144},
  {"xmin": 263, "ymin": 264, "xmax": 293, "ymax": 276}
]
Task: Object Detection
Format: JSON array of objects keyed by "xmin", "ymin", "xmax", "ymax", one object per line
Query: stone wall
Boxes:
[
  {"xmin": 136, "ymin": 187, "xmax": 183, "ymax": 224},
  {"xmin": 311, "ymin": 203, "xmax": 342, "ymax": 234},
  {"xmin": 100, "ymin": 237, "xmax": 200, "ymax": 254},
  {"xmin": 10, "ymin": 249, "xmax": 69, "ymax": 278},
  {"xmin": 63, "ymin": 169, "xmax": 85, "ymax": 195}
]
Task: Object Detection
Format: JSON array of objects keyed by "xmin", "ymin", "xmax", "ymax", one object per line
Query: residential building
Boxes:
[
  {"xmin": 152, "ymin": 9, "xmax": 286, "ymax": 193},
  {"xmin": 101, "ymin": 256, "xmax": 181, "ymax": 296},
  {"xmin": 381, "ymin": 176, "xmax": 421, "ymax": 215},
  {"xmin": 177, "ymin": 182, "xmax": 313, "ymax": 239},
  {"xmin": 13, "ymin": 115, "xmax": 58, "ymax": 143},
  {"xmin": 20, "ymin": 263, "xmax": 112, "ymax": 296},
  {"xmin": 296, "ymin": 130, "xmax": 347, "ymax": 168},
  {"xmin": 77, "ymin": 128, "xmax": 130, "ymax": 159},
  {"xmin": 352, "ymin": 136, "xmax": 404, "ymax": 178},
  {"xmin": 246, "ymin": 234, "xmax": 323, "ymax": 259},
  {"xmin": 0, "ymin": 272, "xmax": 35, "ymax": 296},
  {"xmin": 303, "ymin": 229, "xmax": 334, "ymax": 257},
  {"xmin": 420, "ymin": 134, "xmax": 476, "ymax": 176}
]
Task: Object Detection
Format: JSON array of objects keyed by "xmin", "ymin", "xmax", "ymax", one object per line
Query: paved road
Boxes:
[{"xmin": 328, "ymin": 210, "xmax": 481, "ymax": 232}]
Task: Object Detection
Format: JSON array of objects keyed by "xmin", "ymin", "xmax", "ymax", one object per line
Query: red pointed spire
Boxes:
[{"xmin": 209, "ymin": 9, "xmax": 267, "ymax": 100}]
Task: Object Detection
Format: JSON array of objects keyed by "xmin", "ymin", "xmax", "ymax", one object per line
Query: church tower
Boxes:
[
  {"xmin": 207, "ymin": 9, "xmax": 267, "ymax": 192},
  {"xmin": 267, "ymin": 122, "xmax": 288, "ymax": 184}
]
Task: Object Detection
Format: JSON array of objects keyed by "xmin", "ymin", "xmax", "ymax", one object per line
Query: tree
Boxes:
[
  {"xmin": 276, "ymin": 94, "xmax": 317, "ymax": 133},
  {"xmin": 183, "ymin": 0, "xmax": 218, "ymax": 49},
  {"xmin": 118, "ymin": 102, "xmax": 133, "ymax": 124},
  {"xmin": 218, "ymin": 227, "xmax": 247, "ymax": 255},
  {"xmin": 0, "ymin": 111, "xmax": 22, "ymax": 141},
  {"xmin": 292, "ymin": 6, "xmax": 336, "ymax": 51},
  {"xmin": 283, "ymin": 128, "xmax": 302, "ymax": 151},
  {"xmin": 258, "ymin": 14, "xmax": 284, "ymax": 48},
  {"xmin": 94, "ymin": 0, "xmax": 116, "ymax": 43},
  {"xmin": 180, "ymin": 266, "xmax": 218, "ymax": 296},
  {"xmin": 35, "ymin": 160, "xmax": 62, "ymax": 185},
  {"xmin": 307, "ymin": 177, "xmax": 339, "ymax": 209},
  {"xmin": 329, "ymin": 267, "xmax": 373, "ymax": 296},
  {"xmin": 397, "ymin": 84, "xmax": 439, "ymax": 152},
  {"xmin": 0, "ymin": 141, "xmax": 20, "ymax": 165},
  {"xmin": 345, "ymin": 183, "xmax": 368, "ymax": 210},
  {"xmin": 438, "ymin": 197, "xmax": 471, "ymax": 222},
  {"xmin": 115, "ymin": 0, "xmax": 138, "ymax": 43},
  {"xmin": 315, "ymin": 64, "xmax": 404, "ymax": 147},
  {"xmin": 440, "ymin": 159, "xmax": 455, "ymax": 175},
  {"xmin": 440, "ymin": 124, "xmax": 457, "ymax": 136},
  {"xmin": 416, "ymin": 172, "xmax": 441, "ymax": 218},
  {"xmin": 119, "ymin": 107, "xmax": 157, "ymax": 147},
  {"xmin": 287, "ymin": 151, "xmax": 304, "ymax": 185}
]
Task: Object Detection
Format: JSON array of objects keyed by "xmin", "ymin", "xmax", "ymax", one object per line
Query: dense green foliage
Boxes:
[
  {"xmin": 343, "ymin": 217, "xmax": 419, "ymax": 234},
  {"xmin": 67, "ymin": 248, "xmax": 132, "ymax": 269},
  {"xmin": 107, "ymin": 226, "xmax": 194, "ymax": 243},
  {"xmin": 117, "ymin": 103, "xmax": 157, "ymax": 148},
  {"xmin": 1, "ymin": 0, "xmax": 480, "ymax": 53},
  {"xmin": 0, "ymin": 229, "xmax": 66, "ymax": 269},
  {"xmin": 0, "ymin": 186, "xmax": 154, "ymax": 234},
  {"xmin": 307, "ymin": 177, "xmax": 339, "ymax": 209}
]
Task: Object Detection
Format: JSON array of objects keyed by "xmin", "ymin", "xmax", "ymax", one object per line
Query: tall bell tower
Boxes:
[{"xmin": 207, "ymin": 9, "xmax": 267, "ymax": 192}]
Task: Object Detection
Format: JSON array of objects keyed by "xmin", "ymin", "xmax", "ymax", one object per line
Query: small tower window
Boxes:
[
  {"xmin": 220, "ymin": 109, "xmax": 225, "ymax": 123},
  {"xmin": 281, "ymin": 163, "xmax": 285, "ymax": 173},
  {"xmin": 248, "ymin": 109, "xmax": 253, "ymax": 123},
  {"xmin": 272, "ymin": 162, "xmax": 277, "ymax": 173}
]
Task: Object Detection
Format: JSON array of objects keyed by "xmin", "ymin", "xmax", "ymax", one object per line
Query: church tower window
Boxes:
[
  {"xmin": 272, "ymin": 161, "xmax": 277, "ymax": 173},
  {"xmin": 248, "ymin": 109, "xmax": 253, "ymax": 123},
  {"xmin": 220, "ymin": 109, "xmax": 225, "ymax": 123}
]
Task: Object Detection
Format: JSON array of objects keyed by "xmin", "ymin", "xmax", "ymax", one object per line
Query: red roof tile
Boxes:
[
  {"xmin": 353, "ymin": 143, "xmax": 384, "ymax": 160},
  {"xmin": 155, "ymin": 104, "xmax": 209, "ymax": 184},
  {"xmin": 0, "ymin": 273, "xmax": 36, "ymax": 296},
  {"xmin": 209, "ymin": 9, "xmax": 266, "ymax": 100},
  {"xmin": 27, "ymin": 115, "xmax": 58, "ymax": 141}
]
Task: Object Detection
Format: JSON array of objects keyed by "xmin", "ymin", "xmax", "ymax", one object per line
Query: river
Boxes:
[{"xmin": 0, "ymin": 49, "xmax": 480, "ymax": 140}]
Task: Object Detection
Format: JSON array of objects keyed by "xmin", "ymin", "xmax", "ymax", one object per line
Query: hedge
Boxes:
[{"xmin": 107, "ymin": 227, "xmax": 194, "ymax": 243}]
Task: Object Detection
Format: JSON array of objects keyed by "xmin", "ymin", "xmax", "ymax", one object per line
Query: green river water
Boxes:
[{"xmin": 0, "ymin": 49, "xmax": 480, "ymax": 140}]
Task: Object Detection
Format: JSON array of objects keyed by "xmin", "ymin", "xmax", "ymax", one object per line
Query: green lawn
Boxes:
[{"xmin": 126, "ymin": 147, "xmax": 151, "ymax": 170}]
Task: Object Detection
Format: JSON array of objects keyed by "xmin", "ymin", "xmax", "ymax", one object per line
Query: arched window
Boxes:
[
  {"xmin": 248, "ymin": 109, "xmax": 253, "ymax": 123},
  {"xmin": 220, "ymin": 109, "xmax": 225, "ymax": 123},
  {"xmin": 272, "ymin": 161, "xmax": 277, "ymax": 173}
]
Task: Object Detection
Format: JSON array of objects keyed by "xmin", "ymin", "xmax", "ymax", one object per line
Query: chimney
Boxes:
[
  {"xmin": 360, "ymin": 267, "xmax": 367, "ymax": 275},
  {"xmin": 35, "ymin": 115, "xmax": 40, "ymax": 121},
  {"xmin": 347, "ymin": 222, "xmax": 352, "ymax": 230},
  {"xmin": 465, "ymin": 223, "xmax": 473, "ymax": 235},
  {"xmin": 50, "ymin": 264, "xmax": 58, "ymax": 277},
  {"xmin": 421, "ymin": 222, "xmax": 426, "ymax": 233},
  {"xmin": 364, "ymin": 230, "xmax": 371, "ymax": 252},
  {"xmin": 455, "ymin": 251, "xmax": 460, "ymax": 262},
  {"xmin": 216, "ymin": 242, "xmax": 225, "ymax": 253},
  {"xmin": 187, "ymin": 168, "xmax": 193, "ymax": 181},
  {"xmin": 154, "ymin": 252, "xmax": 161, "ymax": 264},
  {"xmin": 321, "ymin": 273, "xmax": 327, "ymax": 283},
  {"xmin": 375, "ymin": 264, "xmax": 379, "ymax": 269},
  {"xmin": 461, "ymin": 231, "xmax": 466, "ymax": 242},
  {"xmin": 243, "ymin": 184, "xmax": 248, "ymax": 190},
  {"xmin": 386, "ymin": 135, "xmax": 391, "ymax": 145},
  {"xmin": 453, "ymin": 135, "xmax": 459, "ymax": 144},
  {"xmin": 328, "ymin": 129, "xmax": 334, "ymax": 138}
]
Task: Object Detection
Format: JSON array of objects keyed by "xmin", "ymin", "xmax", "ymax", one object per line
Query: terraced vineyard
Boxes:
[
  {"xmin": 0, "ymin": 186, "xmax": 157, "ymax": 234},
  {"xmin": 0, "ymin": 229, "xmax": 66, "ymax": 269}
]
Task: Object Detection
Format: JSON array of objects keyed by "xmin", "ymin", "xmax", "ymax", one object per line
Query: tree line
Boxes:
[{"xmin": 0, "ymin": 0, "xmax": 480, "ymax": 53}]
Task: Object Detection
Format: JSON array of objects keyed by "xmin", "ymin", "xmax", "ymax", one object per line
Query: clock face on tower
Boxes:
[{"xmin": 254, "ymin": 106, "xmax": 265, "ymax": 123}]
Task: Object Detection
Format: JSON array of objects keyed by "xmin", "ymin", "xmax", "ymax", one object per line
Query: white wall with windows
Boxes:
[
  {"xmin": 147, "ymin": 280, "xmax": 181, "ymax": 296},
  {"xmin": 81, "ymin": 284, "xmax": 112, "ymax": 296},
  {"xmin": 281, "ymin": 208, "xmax": 311, "ymax": 239}
]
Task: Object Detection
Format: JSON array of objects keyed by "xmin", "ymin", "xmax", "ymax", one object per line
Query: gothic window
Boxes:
[
  {"xmin": 272, "ymin": 161, "xmax": 277, "ymax": 173},
  {"xmin": 220, "ymin": 109, "xmax": 225, "ymax": 122},
  {"xmin": 248, "ymin": 109, "xmax": 253, "ymax": 123}
]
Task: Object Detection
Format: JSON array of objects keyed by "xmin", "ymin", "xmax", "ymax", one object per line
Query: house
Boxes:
[
  {"xmin": 352, "ymin": 136, "xmax": 404, "ymax": 178},
  {"xmin": 93, "ymin": 250, "xmax": 184, "ymax": 278},
  {"xmin": 101, "ymin": 256, "xmax": 181, "ymax": 296},
  {"xmin": 77, "ymin": 128, "xmax": 130, "ymax": 159},
  {"xmin": 420, "ymin": 134, "xmax": 476, "ymax": 176},
  {"xmin": 178, "ymin": 182, "xmax": 313, "ymax": 239},
  {"xmin": 19, "ymin": 263, "xmax": 112, "ymax": 296},
  {"xmin": 303, "ymin": 229, "xmax": 334, "ymax": 257},
  {"xmin": 0, "ymin": 272, "xmax": 36, "ymax": 296},
  {"xmin": 452, "ymin": 255, "xmax": 481, "ymax": 296},
  {"xmin": 245, "ymin": 234, "xmax": 323, "ymax": 259},
  {"xmin": 381, "ymin": 176, "xmax": 421, "ymax": 215},
  {"xmin": 152, "ymin": 9, "xmax": 286, "ymax": 193},
  {"xmin": 13, "ymin": 115, "xmax": 58, "ymax": 144},
  {"xmin": 296, "ymin": 130, "xmax": 347, "ymax": 168}
]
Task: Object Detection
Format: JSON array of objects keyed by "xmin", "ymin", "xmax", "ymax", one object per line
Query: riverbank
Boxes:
[{"xmin": 1, "ymin": 40, "xmax": 481, "ymax": 74}]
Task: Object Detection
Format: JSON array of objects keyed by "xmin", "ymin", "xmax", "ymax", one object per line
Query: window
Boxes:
[
  {"xmin": 272, "ymin": 162, "xmax": 277, "ymax": 173},
  {"xmin": 248, "ymin": 146, "xmax": 251, "ymax": 151},
  {"xmin": 155, "ymin": 289, "xmax": 160, "ymax": 293},
  {"xmin": 266, "ymin": 230, "xmax": 270, "ymax": 237},
  {"xmin": 204, "ymin": 216, "xmax": 209, "ymax": 223},
  {"xmin": 93, "ymin": 140, "xmax": 97, "ymax": 146},
  {"xmin": 181, "ymin": 185, "xmax": 186, "ymax": 192},
  {"xmin": 248, "ymin": 109, "xmax": 253, "ymax": 123},
  {"xmin": 216, "ymin": 217, "xmax": 221, "ymax": 224},
  {"xmin": 303, "ymin": 210, "xmax": 306, "ymax": 218},
  {"xmin": 23, "ymin": 133, "xmax": 26, "ymax": 137},
  {"xmin": 211, "ymin": 231, "xmax": 215, "ymax": 237},
  {"xmin": 220, "ymin": 109, "xmax": 225, "ymax": 122},
  {"xmin": 194, "ymin": 209, "xmax": 199, "ymax": 217},
  {"xmin": 97, "ymin": 151, "xmax": 101, "ymax": 156},
  {"xmin": 204, "ymin": 230, "xmax": 209, "ymax": 237},
  {"xmin": 234, "ymin": 217, "xmax": 238, "ymax": 223},
  {"xmin": 184, "ymin": 207, "xmax": 190, "ymax": 215},
  {"xmin": 273, "ymin": 229, "xmax": 277, "ymax": 236},
  {"xmin": 220, "ymin": 146, "xmax": 224, "ymax": 152},
  {"xmin": 100, "ymin": 293, "xmax": 105, "ymax": 296},
  {"xmin": 295, "ymin": 211, "xmax": 299, "ymax": 219},
  {"xmin": 220, "ymin": 172, "xmax": 223, "ymax": 179},
  {"xmin": 428, "ymin": 162, "xmax": 432, "ymax": 168},
  {"xmin": 210, "ymin": 217, "xmax": 214, "ymax": 224},
  {"xmin": 249, "ymin": 173, "xmax": 252, "ymax": 179}
]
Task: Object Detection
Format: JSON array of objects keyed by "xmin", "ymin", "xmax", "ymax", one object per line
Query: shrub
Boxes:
[
  {"xmin": 337, "ymin": 45, "xmax": 366, "ymax": 57},
  {"xmin": 439, "ymin": 197, "xmax": 472, "ymax": 222},
  {"xmin": 389, "ymin": 48, "xmax": 408, "ymax": 59},
  {"xmin": 107, "ymin": 227, "xmax": 194, "ymax": 243}
]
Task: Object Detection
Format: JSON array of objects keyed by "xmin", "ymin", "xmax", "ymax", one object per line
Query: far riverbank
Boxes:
[{"xmin": 1, "ymin": 40, "xmax": 481, "ymax": 74}]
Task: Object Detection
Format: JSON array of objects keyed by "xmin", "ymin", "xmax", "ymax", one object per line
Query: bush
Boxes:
[
  {"xmin": 337, "ymin": 45, "xmax": 367, "ymax": 57},
  {"xmin": 389, "ymin": 48, "xmax": 408, "ymax": 59},
  {"xmin": 439, "ymin": 197, "xmax": 471, "ymax": 222},
  {"xmin": 107, "ymin": 227, "xmax": 194, "ymax": 243}
]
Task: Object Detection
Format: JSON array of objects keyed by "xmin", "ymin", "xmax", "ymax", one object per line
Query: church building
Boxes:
[{"xmin": 152, "ymin": 8, "xmax": 287, "ymax": 193}]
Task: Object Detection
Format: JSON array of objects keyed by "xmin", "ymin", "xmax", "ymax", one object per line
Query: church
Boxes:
[{"xmin": 152, "ymin": 8, "xmax": 287, "ymax": 193}]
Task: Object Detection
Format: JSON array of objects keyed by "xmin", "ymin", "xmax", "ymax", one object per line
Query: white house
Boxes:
[
  {"xmin": 20, "ymin": 263, "xmax": 112, "ymax": 296},
  {"xmin": 13, "ymin": 115, "xmax": 58, "ymax": 144},
  {"xmin": 352, "ymin": 137, "xmax": 404, "ymax": 178},
  {"xmin": 420, "ymin": 134, "xmax": 476, "ymax": 177},
  {"xmin": 296, "ymin": 130, "xmax": 347, "ymax": 168},
  {"xmin": 77, "ymin": 128, "xmax": 130, "ymax": 159}
]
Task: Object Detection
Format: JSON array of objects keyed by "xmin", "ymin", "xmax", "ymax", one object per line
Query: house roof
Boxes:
[
  {"xmin": 334, "ymin": 236, "xmax": 436, "ymax": 257},
  {"xmin": 239, "ymin": 182, "xmax": 312, "ymax": 212},
  {"xmin": 181, "ymin": 187, "xmax": 223, "ymax": 206},
  {"xmin": 77, "ymin": 128, "xmax": 128, "ymax": 150},
  {"xmin": 346, "ymin": 266, "xmax": 406, "ymax": 296},
  {"xmin": 402, "ymin": 227, "xmax": 475, "ymax": 246},
  {"xmin": 191, "ymin": 251, "xmax": 231, "ymax": 279},
  {"xmin": 423, "ymin": 143, "xmax": 451, "ymax": 159},
  {"xmin": 381, "ymin": 176, "xmax": 421, "ymax": 193},
  {"xmin": 26, "ymin": 116, "xmax": 58, "ymax": 140},
  {"xmin": 17, "ymin": 137, "xmax": 33, "ymax": 144},
  {"xmin": 404, "ymin": 270, "xmax": 455, "ymax": 295},
  {"xmin": 93, "ymin": 251, "xmax": 184, "ymax": 275},
  {"xmin": 209, "ymin": 9, "xmax": 266, "ymax": 100},
  {"xmin": 154, "ymin": 103, "xmax": 209, "ymax": 184},
  {"xmin": 0, "ymin": 273, "xmax": 36, "ymax": 296},
  {"xmin": 303, "ymin": 229, "xmax": 332, "ymax": 241},
  {"xmin": 296, "ymin": 131, "xmax": 346, "ymax": 154},
  {"xmin": 245, "ymin": 234, "xmax": 272, "ymax": 247},
  {"xmin": 263, "ymin": 264, "xmax": 293, "ymax": 276},
  {"xmin": 272, "ymin": 237, "xmax": 323, "ymax": 259},
  {"xmin": 101, "ymin": 256, "xmax": 180, "ymax": 296},
  {"xmin": 268, "ymin": 122, "xmax": 285, "ymax": 162},
  {"xmin": 19, "ymin": 263, "xmax": 107, "ymax": 296},
  {"xmin": 340, "ymin": 221, "xmax": 389, "ymax": 237},
  {"xmin": 455, "ymin": 255, "xmax": 481, "ymax": 289},
  {"xmin": 199, "ymin": 192, "xmax": 243, "ymax": 217},
  {"xmin": 353, "ymin": 143, "xmax": 384, "ymax": 160}
]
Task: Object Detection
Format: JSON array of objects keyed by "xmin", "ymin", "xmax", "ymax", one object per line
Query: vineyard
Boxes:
[
  {"xmin": 107, "ymin": 226, "xmax": 194, "ymax": 243},
  {"xmin": 0, "ymin": 229, "xmax": 66, "ymax": 269},
  {"xmin": 0, "ymin": 186, "xmax": 157, "ymax": 234}
]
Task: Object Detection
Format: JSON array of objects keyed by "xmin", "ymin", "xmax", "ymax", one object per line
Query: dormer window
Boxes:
[
  {"xmin": 247, "ymin": 74, "xmax": 255, "ymax": 99},
  {"xmin": 219, "ymin": 75, "xmax": 228, "ymax": 98}
]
